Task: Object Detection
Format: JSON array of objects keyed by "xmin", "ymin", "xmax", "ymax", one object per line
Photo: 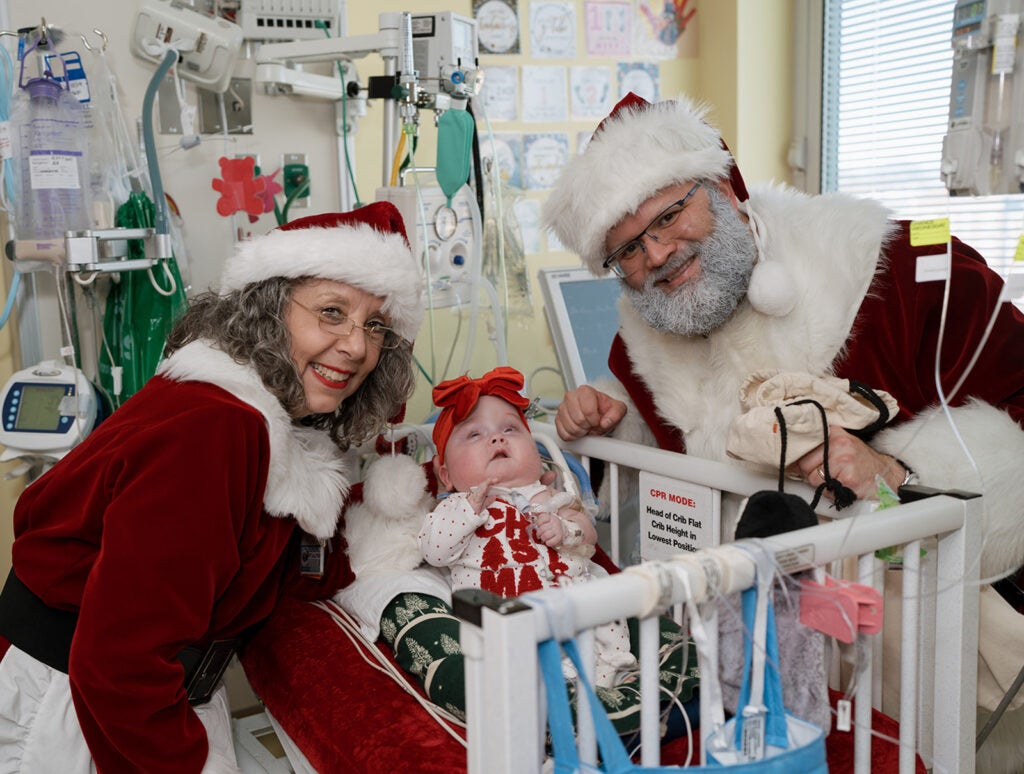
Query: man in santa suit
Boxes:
[{"xmin": 543, "ymin": 93, "xmax": 1024, "ymax": 767}]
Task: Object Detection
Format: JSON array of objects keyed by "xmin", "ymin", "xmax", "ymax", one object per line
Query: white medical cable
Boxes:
[
  {"xmin": 407, "ymin": 151, "xmax": 438, "ymax": 385},
  {"xmin": 310, "ymin": 599, "xmax": 468, "ymax": 746},
  {"xmin": 72, "ymin": 270, "xmax": 99, "ymax": 286},
  {"xmin": 475, "ymin": 275, "xmax": 508, "ymax": 367},
  {"xmin": 475, "ymin": 99, "xmax": 510, "ymax": 351},
  {"xmin": 147, "ymin": 259, "xmax": 177, "ymax": 297},
  {"xmin": 438, "ymin": 290, "xmax": 463, "ymax": 383}
]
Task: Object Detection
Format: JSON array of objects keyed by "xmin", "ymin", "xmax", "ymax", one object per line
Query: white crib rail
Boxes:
[{"xmin": 456, "ymin": 432, "xmax": 981, "ymax": 774}]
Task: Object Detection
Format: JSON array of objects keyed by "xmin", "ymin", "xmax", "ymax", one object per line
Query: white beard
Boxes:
[{"xmin": 623, "ymin": 186, "xmax": 757, "ymax": 337}]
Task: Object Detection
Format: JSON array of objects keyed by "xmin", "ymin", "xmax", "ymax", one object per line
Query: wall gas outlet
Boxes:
[{"xmin": 130, "ymin": 0, "xmax": 244, "ymax": 93}]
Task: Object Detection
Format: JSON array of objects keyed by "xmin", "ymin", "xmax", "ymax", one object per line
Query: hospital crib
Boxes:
[
  {"xmin": 459, "ymin": 431, "xmax": 982, "ymax": 774},
  {"xmin": 236, "ymin": 426, "xmax": 982, "ymax": 773}
]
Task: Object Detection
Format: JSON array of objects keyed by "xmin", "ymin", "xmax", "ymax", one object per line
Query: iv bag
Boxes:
[{"xmin": 9, "ymin": 76, "xmax": 93, "ymax": 241}]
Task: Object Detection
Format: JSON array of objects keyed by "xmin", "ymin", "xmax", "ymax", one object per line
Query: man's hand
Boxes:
[
  {"xmin": 793, "ymin": 426, "xmax": 907, "ymax": 499},
  {"xmin": 555, "ymin": 386, "xmax": 627, "ymax": 441}
]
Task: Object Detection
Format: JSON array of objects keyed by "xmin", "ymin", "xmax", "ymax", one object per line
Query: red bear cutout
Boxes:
[{"xmin": 211, "ymin": 156, "xmax": 266, "ymax": 217}]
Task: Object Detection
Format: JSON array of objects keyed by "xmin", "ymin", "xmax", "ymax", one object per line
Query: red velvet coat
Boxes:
[{"xmin": 6, "ymin": 343, "xmax": 354, "ymax": 773}]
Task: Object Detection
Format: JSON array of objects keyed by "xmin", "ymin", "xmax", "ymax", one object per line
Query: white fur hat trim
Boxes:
[
  {"xmin": 541, "ymin": 95, "xmax": 732, "ymax": 275},
  {"xmin": 220, "ymin": 208, "xmax": 424, "ymax": 341}
]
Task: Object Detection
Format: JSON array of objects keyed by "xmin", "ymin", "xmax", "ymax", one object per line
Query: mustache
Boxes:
[{"xmin": 646, "ymin": 243, "xmax": 700, "ymax": 286}]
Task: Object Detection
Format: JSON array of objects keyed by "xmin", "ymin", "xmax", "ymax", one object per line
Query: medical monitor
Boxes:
[{"xmin": 538, "ymin": 266, "xmax": 623, "ymax": 391}]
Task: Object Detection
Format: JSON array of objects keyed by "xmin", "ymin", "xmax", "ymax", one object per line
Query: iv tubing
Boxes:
[
  {"xmin": 0, "ymin": 270, "xmax": 21, "ymax": 329},
  {"xmin": 389, "ymin": 131, "xmax": 407, "ymax": 188},
  {"xmin": 476, "ymin": 101, "xmax": 510, "ymax": 350},
  {"xmin": 141, "ymin": 49, "xmax": 176, "ymax": 236}
]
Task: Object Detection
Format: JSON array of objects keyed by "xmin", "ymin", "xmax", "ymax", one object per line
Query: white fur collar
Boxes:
[
  {"xmin": 618, "ymin": 184, "xmax": 895, "ymax": 460},
  {"xmin": 157, "ymin": 340, "xmax": 349, "ymax": 539}
]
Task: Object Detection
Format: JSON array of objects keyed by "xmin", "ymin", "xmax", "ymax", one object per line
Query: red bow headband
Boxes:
[{"xmin": 432, "ymin": 366, "xmax": 531, "ymax": 463}]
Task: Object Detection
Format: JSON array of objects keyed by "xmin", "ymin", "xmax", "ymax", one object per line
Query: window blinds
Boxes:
[{"xmin": 822, "ymin": 0, "xmax": 1024, "ymax": 274}]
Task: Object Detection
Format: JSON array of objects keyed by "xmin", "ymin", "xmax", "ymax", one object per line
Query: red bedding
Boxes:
[
  {"xmin": 240, "ymin": 594, "xmax": 466, "ymax": 773},
  {"xmin": 240, "ymin": 595, "xmax": 924, "ymax": 773}
]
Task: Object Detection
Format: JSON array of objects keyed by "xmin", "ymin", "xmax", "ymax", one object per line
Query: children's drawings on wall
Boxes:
[
  {"xmin": 634, "ymin": 0, "xmax": 698, "ymax": 59},
  {"xmin": 481, "ymin": 133, "xmax": 524, "ymax": 188},
  {"xmin": 524, "ymin": 132, "xmax": 570, "ymax": 189},
  {"xmin": 521, "ymin": 66, "xmax": 568, "ymax": 122},
  {"xmin": 513, "ymin": 198, "xmax": 542, "ymax": 254},
  {"xmin": 617, "ymin": 62, "xmax": 659, "ymax": 103},
  {"xmin": 529, "ymin": 1, "xmax": 577, "ymax": 58},
  {"xmin": 570, "ymin": 66, "xmax": 613, "ymax": 120},
  {"xmin": 475, "ymin": 0, "xmax": 521, "ymax": 55},
  {"xmin": 584, "ymin": 1, "xmax": 631, "ymax": 57},
  {"xmin": 479, "ymin": 66, "xmax": 519, "ymax": 122}
]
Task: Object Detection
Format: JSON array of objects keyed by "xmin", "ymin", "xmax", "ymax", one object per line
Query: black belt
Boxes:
[{"xmin": 0, "ymin": 569, "xmax": 239, "ymax": 705}]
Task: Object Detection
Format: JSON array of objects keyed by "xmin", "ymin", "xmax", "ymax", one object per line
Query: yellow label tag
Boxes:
[
  {"xmin": 1015, "ymin": 235, "xmax": 1024, "ymax": 262},
  {"xmin": 909, "ymin": 218, "xmax": 950, "ymax": 247}
]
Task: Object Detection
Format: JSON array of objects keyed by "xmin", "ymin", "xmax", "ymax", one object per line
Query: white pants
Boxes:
[{"xmin": 0, "ymin": 645, "xmax": 241, "ymax": 774}]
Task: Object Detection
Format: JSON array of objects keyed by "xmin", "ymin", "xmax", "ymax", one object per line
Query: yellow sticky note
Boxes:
[
  {"xmin": 909, "ymin": 218, "xmax": 951, "ymax": 247},
  {"xmin": 1015, "ymin": 235, "xmax": 1024, "ymax": 262}
]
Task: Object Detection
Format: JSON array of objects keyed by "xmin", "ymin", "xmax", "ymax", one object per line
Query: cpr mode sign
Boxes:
[{"xmin": 639, "ymin": 472, "xmax": 720, "ymax": 560}]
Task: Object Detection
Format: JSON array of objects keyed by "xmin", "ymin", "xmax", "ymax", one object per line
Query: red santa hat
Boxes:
[
  {"xmin": 219, "ymin": 202, "xmax": 424, "ymax": 341},
  {"xmin": 542, "ymin": 93, "xmax": 795, "ymax": 318},
  {"xmin": 431, "ymin": 366, "xmax": 531, "ymax": 464}
]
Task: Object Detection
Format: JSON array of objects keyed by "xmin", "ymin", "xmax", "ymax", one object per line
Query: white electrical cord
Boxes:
[{"xmin": 310, "ymin": 599, "xmax": 468, "ymax": 747}]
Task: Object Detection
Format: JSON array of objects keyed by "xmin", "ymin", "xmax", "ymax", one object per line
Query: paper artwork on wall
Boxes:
[
  {"xmin": 475, "ymin": 0, "xmax": 521, "ymax": 55},
  {"xmin": 617, "ymin": 62, "xmax": 659, "ymax": 103},
  {"xmin": 479, "ymin": 65, "xmax": 519, "ymax": 122},
  {"xmin": 481, "ymin": 132, "xmax": 524, "ymax": 189},
  {"xmin": 570, "ymin": 66, "xmax": 613, "ymax": 120},
  {"xmin": 634, "ymin": 0, "xmax": 697, "ymax": 60},
  {"xmin": 577, "ymin": 130, "xmax": 594, "ymax": 155},
  {"xmin": 529, "ymin": 1, "xmax": 577, "ymax": 58},
  {"xmin": 584, "ymin": 0, "xmax": 631, "ymax": 57},
  {"xmin": 523, "ymin": 132, "xmax": 570, "ymax": 190},
  {"xmin": 521, "ymin": 65, "xmax": 568, "ymax": 122},
  {"xmin": 513, "ymin": 198, "xmax": 542, "ymax": 254}
]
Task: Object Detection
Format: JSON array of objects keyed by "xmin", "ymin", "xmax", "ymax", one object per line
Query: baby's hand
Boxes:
[
  {"xmin": 534, "ymin": 511, "xmax": 564, "ymax": 547},
  {"xmin": 530, "ymin": 487, "xmax": 575, "ymax": 513},
  {"xmin": 466, "ymin": 479, "xmax": 498, "ymax": 513}
]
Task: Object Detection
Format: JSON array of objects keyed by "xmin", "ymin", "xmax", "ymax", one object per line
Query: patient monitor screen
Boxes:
[
  {"xmin": 15, "ymin": 384, "xmax": 66, "ymax": 432},
  {"xmin": 559, "ymin": 277, "xmax": 622, "ymax": 385}
]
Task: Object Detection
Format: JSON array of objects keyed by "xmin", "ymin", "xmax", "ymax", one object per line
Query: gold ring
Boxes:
[{"xmin": 815, "ymin": 464, "xmax": 826, "ymax": 481}]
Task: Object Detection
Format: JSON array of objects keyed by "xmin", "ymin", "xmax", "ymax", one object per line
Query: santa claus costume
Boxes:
[
  {"xmin": 0, "ymin": 202, "xmax": 423, "ymax": 773},
  {"xmin": 543, "ymin": 93, "xmax": 1024, "ymax": 770}
]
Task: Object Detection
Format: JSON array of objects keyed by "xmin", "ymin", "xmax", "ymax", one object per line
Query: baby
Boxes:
[{"xmin": 418, "ymin": 366, "xmax": 636, "ymax": 687}]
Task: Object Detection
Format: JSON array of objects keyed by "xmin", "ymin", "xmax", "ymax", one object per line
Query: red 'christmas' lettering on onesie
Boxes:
[{"xmin": 475, "ymin": 499, "xmax": 551, "ymax": 596}]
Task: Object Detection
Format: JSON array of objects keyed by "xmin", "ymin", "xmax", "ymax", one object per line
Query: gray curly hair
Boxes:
[{"xmin": 165, "ymin": 277, "xmax": 416, "ymax": 451}]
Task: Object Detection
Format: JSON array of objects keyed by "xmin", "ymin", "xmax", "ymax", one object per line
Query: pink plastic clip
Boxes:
[{"xmin": 799, "ymin": 575, "xmax": 883, "ymax": 643}]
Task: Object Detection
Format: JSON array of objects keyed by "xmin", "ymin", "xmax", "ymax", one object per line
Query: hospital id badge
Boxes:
[{"xmin": 299, "ymin": 533, "xmax": 325, "ymax": 578}]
